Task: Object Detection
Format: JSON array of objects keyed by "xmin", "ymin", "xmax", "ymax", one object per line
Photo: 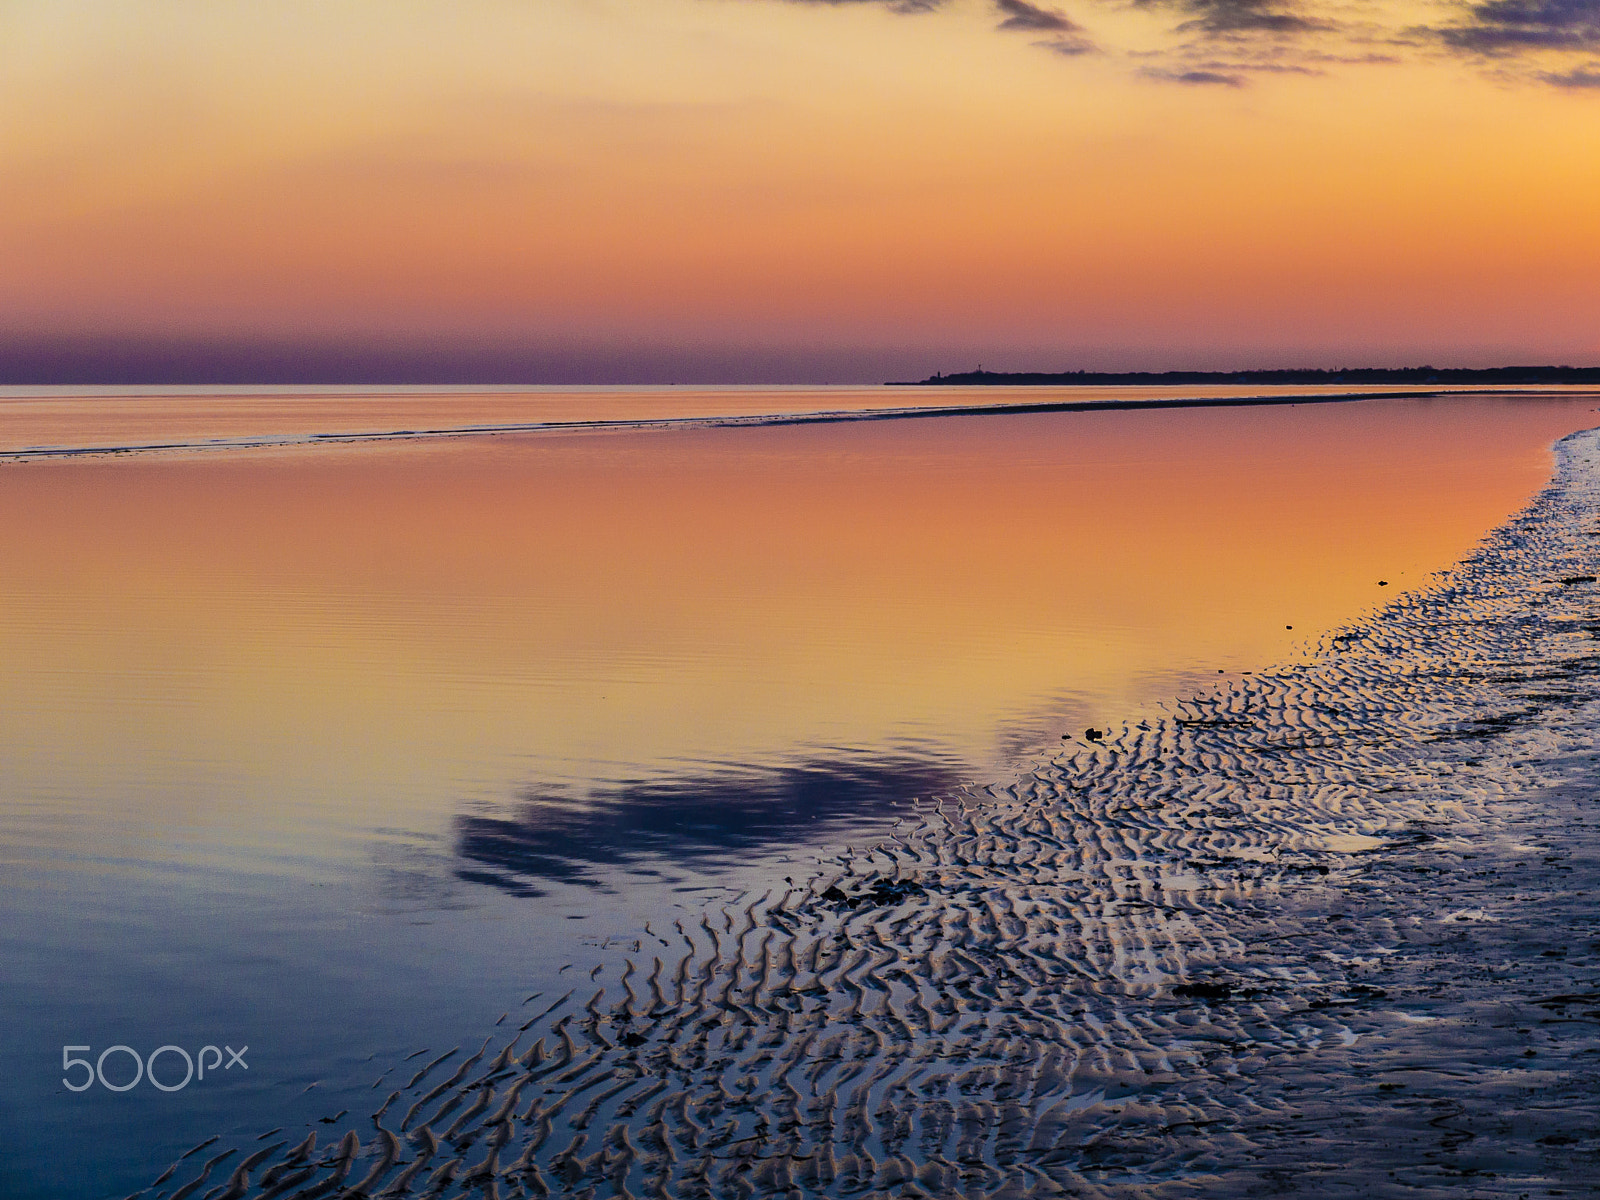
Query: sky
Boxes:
[{"xmin": 2, "ymin": 0, "xmax": 1598, "ymax": 383}]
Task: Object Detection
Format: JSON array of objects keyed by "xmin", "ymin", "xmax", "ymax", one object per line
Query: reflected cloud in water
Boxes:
[{"xmin": 453, "ymin": 751, "xmax": 967, "ymax": 896}]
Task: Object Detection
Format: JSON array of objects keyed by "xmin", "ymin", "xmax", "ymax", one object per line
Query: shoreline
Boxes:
[
  {"xmin": 142, "ymin": 428, "xmax": 1600, "ymax": 1198},
  {"xmin": 0, "ymin": 385, "xmax": 1553, "ymax": 463}
]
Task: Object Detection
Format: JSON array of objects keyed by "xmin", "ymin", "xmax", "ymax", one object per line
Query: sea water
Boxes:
[{"xmin": 1, "ymin": 386, "xmax": 1596, "ymax": 1196}]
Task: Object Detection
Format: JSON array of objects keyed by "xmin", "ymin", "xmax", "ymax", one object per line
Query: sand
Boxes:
[{"xmin": 136, "ymin": 429, "xmax": 1600, "ymax": 1199}]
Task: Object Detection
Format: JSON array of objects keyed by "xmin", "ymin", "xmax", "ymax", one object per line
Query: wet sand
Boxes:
[{"xmin": 137, "ymin": 429, "xmax": 1600, "ymax": 1199}]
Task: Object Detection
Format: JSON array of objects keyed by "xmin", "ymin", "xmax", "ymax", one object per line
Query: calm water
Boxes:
[
  {"xmin": 0, "ymin": 382, "xmax": 1480, "ymax": 456},
  {"xmin": 1, "ymin": 386, "xmax": 1597, "ymax": 1197}
]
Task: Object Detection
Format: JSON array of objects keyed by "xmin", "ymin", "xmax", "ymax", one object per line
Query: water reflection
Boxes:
[
  {"xmin": 453, "ymin": 751, "xmax": 965, "ymax": 895},
  {"xmin": 5, "ymin": 390, "xmax": 1600, "ymax": 1197}
]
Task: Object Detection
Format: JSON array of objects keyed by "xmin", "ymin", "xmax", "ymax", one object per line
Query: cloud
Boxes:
[
  {"xmin": 1436, "ymin": 0, "xmax": 1600, "ymax": 52},
  {"xmin": 1038, "ymin": 32, "xmax": 1098, "ymax": 52},
  {"xmin": 1144, "ymin": 66, "xmax": 1249, "ymax": 84},
  {"xmin": 1192, "ymin": 58, "xmax": 1326, "ymax": 73},
  {"xmin": 783, "ymin": 0, "xmax": 949, "ymax": 10},
  {"xmin": 764, "ymin": 0, "xmax": 1600, "ymax": 88},
  {"xmin": 1156, "ymin": 0, "xmax": 1331, "ymax": 37},
  {"xmin": 1299, "ymin": 51, "xmax": 1403, "ymax": 64},
  {"xmin": 1543, "ymin": 62, "xmax": 1600, "ymax": 81},
  {"xmin": 994, "ymin": 0, "xmax": 1077, "ymax": 30}
]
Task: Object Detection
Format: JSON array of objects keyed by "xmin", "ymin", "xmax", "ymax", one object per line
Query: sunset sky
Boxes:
[{"xmin": 3, "ymin": 0, "xmax": 1599, "ymax": 382}]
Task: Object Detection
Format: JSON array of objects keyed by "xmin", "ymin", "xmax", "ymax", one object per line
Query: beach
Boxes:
[
  {"xmin": 118, "ymin": 420, "xmax": 1600, "ymax": 1198},
  {"xmin": 2, "ymin": 388, "xmax": 1598, "ymax": 1198},
  {"xmin": 13, "ymin": 4, "xmax": 1600, "ymax": 1193}
]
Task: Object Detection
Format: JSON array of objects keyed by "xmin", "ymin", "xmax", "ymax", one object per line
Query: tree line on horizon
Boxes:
[{"xmin": 907, "ymin": 366, "xmax": 1600, "ymax": 386}]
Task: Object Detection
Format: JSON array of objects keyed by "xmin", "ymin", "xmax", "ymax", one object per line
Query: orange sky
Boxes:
[{"xmin": 3, "ymin": 1, "xmax": 1599, "ymax": 380}]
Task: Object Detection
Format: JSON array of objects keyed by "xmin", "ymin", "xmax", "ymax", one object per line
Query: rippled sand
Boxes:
[{"xmin": 140, "ymin": 430, "xmax": 1600, "ymax": 1199}]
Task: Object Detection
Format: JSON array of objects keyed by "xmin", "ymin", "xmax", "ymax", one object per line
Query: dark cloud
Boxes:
[
  {"xmin": 1437, "ymin": 0, "xmax": 1600, "ymax": 51},
  {"xmin": 1038, "ymin": 32, "xmax": 1098, "ymax": 53},
  {"xmin": 1543, "ymin": 62, "xmax": 1600, "ymax": 81},
  {"xmin": 994, "ymin": 0, "xmax": 1077, "ymax": 30},
  {"xmin": 1159, "ymin": 0, "xmax": 1330, "ymax": 37},
  {"xmin": 1192, "ymin": 58, "xmax": 1325, "ymax": 73},
  {"xmin": 1300, "ymin": 51, "xmax": 1403, "ymax": 64},
  {"xmin": 768, "ymin": 0, "xmax": 1600, "ymax": 89},
  {"xmin": 1144, "ymin": 66, "xmax": 1249, "ymax": 84},
  {"xmin": 784, "ymin": 0, "xmax": 949, "ymax": 11}
]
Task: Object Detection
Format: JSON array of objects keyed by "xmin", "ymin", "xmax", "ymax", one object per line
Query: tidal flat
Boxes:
[{"xmin": 3, "ymin": 387, "xmax": 1600, "ymax": 1198}]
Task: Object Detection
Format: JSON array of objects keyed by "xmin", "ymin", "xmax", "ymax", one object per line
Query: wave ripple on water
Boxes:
[{"xmin": 144, "ymin": 430, "xmax": 1600, "ymax": 1199}]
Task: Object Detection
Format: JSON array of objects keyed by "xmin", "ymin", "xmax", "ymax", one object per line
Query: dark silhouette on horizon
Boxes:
[{"xmin": 902, "ymin": 365, "xmax": 1600, "ymax": 386}]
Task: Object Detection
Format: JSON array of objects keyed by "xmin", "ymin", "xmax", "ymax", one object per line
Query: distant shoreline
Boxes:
[
  {"xmin": 893, "ymin": 365, "xmax": 1600, "ymax": 386},
  {"xmin": 0, "ymin": 387, "xmax": 1511, "ymax": 462}
]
